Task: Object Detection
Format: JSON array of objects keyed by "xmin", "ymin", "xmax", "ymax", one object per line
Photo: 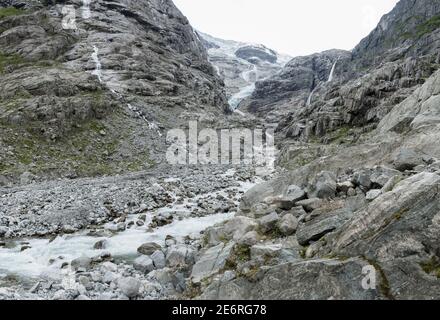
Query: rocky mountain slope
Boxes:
[
  {"xmin": 186, "ymin": 0, "xmax": 440, "ymax": 300},
  {"xmin": 0, "ymin": 0, "xmax": 228, "ymax": 185},
  {"xmin": 1, "ymin": 0, "xmax": 440, "ymax": 301},
  {"xmin": 197, "ymin": 32, "xmax": 290, "ymax": 110}
]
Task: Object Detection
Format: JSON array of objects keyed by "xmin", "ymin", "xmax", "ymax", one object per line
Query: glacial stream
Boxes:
[{"xmin": 0, "ymin": 175, "xmax": 258, "ymax": 284}]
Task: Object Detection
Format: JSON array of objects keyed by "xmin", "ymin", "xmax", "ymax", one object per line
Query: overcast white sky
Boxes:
[{"xmin": 173, "ymin": 0, "xmax": 399, "ymax": 57}]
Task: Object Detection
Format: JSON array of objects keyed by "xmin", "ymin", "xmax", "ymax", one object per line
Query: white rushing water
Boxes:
[
  {"xmin": 82, "ymin": 0, "xmax": 92, "ymax": 19},
  {"xmin": 306, "ymin": 88, "xmax": 315, "ymax": 106},
  {"xmin": 0, "ymin": 178, "xmax": 258, "ymax": 281},
  {"xmin": 127, "ymin": 103, "xmax": 162, "ymax": 136},
  {"xmin": 327, "ymin": 60, "xmax": 337, "ymax": 82},
  {"xmin": 91, "ymin": 45, "xmax": 102, "ymax": 83},
  {"xmin": 0, "ymin": 212, "xmax": 233, "ymax": 280}
]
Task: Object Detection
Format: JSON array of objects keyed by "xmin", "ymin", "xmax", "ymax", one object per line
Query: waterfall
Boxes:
[
  {"xmin": 307, "ymin": 85, "xmax": 318, "ymax": 106},
  {"xmin": 127, "ymin": 104, "xmax": 162, "ymax": 136},
  {"xmin": 327, "ymin": 60, "xmax": 337, "ymax": 82},
  {"xmin": 91, "ymin": 45, "xmax": 102, "ymax": 83},
  {"xmin": 82, "ymin": 0, "xmax": 92, "ymax": 19}
]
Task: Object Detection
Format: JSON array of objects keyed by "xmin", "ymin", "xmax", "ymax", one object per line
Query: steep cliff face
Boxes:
[
  {"xmin": 353, "ymin": 0, "xmax": 440, "ymax": 66},
  {"xmin": 0, "ymin": 0, "xmax": 228, "ymax": 184},
  {"xmin": 240, "ymin": 49, "xmax": 351, "ymax": 121},
  {"xmin": 244, "ymin": 0, "xmax": 440, "ymax": 145}
]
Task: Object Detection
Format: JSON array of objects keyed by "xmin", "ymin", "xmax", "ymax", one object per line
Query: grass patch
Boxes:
[
  {"xmin": 420, "ymin": 257, "xmax": 440, "ymax": 278},
  {"xmin": 416, "ymin": 15, "xmax": 440, "ymax": 38},
  {"xmin": 0, "ymin": 52, "xmax": 25, "ymax": 74},
  {"xmin": 398, "ymin": 15, "xmax": 440, "ymax": 40},
  {"xmin": 0, "ymin": 7, "xmax": 26, "ymax": 19}
]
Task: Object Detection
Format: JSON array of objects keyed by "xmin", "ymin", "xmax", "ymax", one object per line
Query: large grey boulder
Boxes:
[
  {"xmin": 277, "ymin": 214, "xmax": 298, "ymax": 236},
  {"xmin": 258, "ymin": 212, "xmax": 279, "ymax": 234},
  {"xmin": 71, "ymin": 256, "xmax": 92, "ymax": 271},
  {"xmin": 151, "ymin": 250, "xmax": 166, "ymax": 269},
  {"xmin": 276, "ymin": 185, "xmax": 307, "ymax": 210},
  {"xmin": 137, "ymin": 242, "xmax": 162, "ymax": 256},
  {"xmin": 392, "ymin": 148, "xmax": 423, "ymax": 172},
  {"xmin": 191, "ymin": 242, "xmax": 234, "ymax": 284},
  {"xmin": 223, "ymin": 216, "xmax": 258, "ymax": 241},
  {"xmin": 313, "ymin": 171, "xmax": 337, "ymax": 199},
  {"xmin": 297, "ymin": 208, "xmax": 353, "ymax": 246},
  {"xmin": 166, "ymin": 245, "xmax": 195, "ymax": 268},
  {"xmin": 117, "ymin": 277, "xmax": 141, "ymax": 298},
  {"xmin": 133, "ymin": 256, "xmax": 155, "ymax": 274}
]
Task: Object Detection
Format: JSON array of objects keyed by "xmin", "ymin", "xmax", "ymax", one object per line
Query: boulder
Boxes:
[
  {"xmin": 117, "ymin": 277, "xmax": 141, "ymax": 298},
  {"xmin": 296, "ymin": 198, "xmax": 323, "ymax": 212},
  {"xmin": 277, "ymin": 185, "xmax": 307, "ymax": 210},
  {"xmin": 71, "ymin": 256, "xmax": 92, "ymax": 271},
  {"xmin": 258, "ymin": 212, "xmax": 279, "ymax": 233},
  {"xmin": 296, "ymin": 208, "xmax": 351, "ymax": 246},
  {"xmin": 223, "ymin": 216, "xmax": 258, "ymax": 241},
  {"xmin": 277, "ymin": 214, "xmax": 298, "ymax": 236},
  {"xmin": 133, "ymin": 256, "xmax": 155, "ymax": 273},
  {"xmin": 313, "ymin": 171, "xmax": 337, "ymax": 199},
  {"xmin": 151, "ymin": 250, "xmax": 166, "ymax": 269},
  {"xmin": 93, "ymin": 239, "xmax": 109, "ymax": 250},
  {"xmin": 392, "ymin": 148, "xmax": 423, "ymax": 171},
  {"xmin": 191, "ymin": 242, "xmax": 234, "ymax": 284},
  {"xmin": 366, "ymin": 190, "xmax": 382, "ymax": 201},
  {"xmin": 166, "ymin": 245, "xmax": 195, "ymax": 267},
  {"xmin": 137, "ymin": 242, "xmax": 162, "ymax": 256},
  {"xmin": 238, "ymin": 231, "xmax": 260, "ymax": 247},
  {"xmin": 250, "ymin": 244, "xmax": 283, "ymax": 260}
]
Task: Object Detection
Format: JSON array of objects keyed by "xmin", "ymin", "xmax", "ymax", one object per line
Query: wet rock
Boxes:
[
  {"xmin": 137, "ymin": 242, "xmax": 162, "ymax": 256},
  {"xmin": 0, "ymin": 226, "xmax": 9, "ymax": 237},
  {"xmin": 71, "ymin": 256, "xmax": 92, "ymax": 271},
  {"xmin": 93, "ymin": 239, "xmax": 109, "ymax": 250}
]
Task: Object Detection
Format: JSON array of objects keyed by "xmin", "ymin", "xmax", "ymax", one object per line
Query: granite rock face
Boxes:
[{"xmin": 0, "ymin": 0, "xmax": 228, "ymax": 184}]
